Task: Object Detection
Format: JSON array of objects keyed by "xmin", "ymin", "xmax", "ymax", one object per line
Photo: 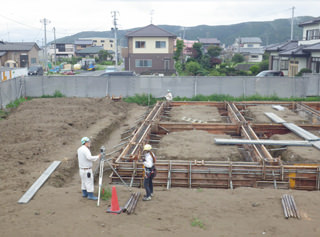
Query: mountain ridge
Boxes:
[{"xmin": 54, "ymin": 16, "xmax": 315, "ymax": 47}]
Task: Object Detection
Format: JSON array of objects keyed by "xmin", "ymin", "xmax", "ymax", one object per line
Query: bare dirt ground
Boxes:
[
  {"xmin": 270, "ymin": 133, "xmax": 320, "ymax": 163},
  {"xmin": 1, "ymin": 99, "xmax": 320, "ymax": 237},
  {"xmin": 157, "ymin": 130, "xmax": 242, "ymax": 161},
  {"xmin": 169, "ymin": 105, "xmax": 224, "ymax": 123},
  {"xmin": 246, "ymin": 105, "xmax": 309, "ymax": 124}
]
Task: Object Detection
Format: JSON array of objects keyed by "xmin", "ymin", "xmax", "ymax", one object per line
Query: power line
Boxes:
[{"xmin": 0, "ymin": 13, "xmax": 40, "ymax": 30}]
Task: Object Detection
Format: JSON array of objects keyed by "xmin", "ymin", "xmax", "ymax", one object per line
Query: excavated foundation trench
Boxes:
[{"xmin": 111, "ymin": 101, "xmax": 320, "ymax": 190}]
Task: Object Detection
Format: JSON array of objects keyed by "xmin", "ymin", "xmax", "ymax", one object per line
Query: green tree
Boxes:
[
  {"xmin": 174, "ymin": 39, "xmax": 184, "ymax": 62},
  {"xmin": 232, "ymin": 53, "xmax": 245, "ymax": 63},
  {"xmin": 98, "ymin": 50, "xmax": 112, "ymax": 63},
  {"xmin": 250, "ymin": 65, "xmax": 260, "ymax": 75},
  {"xmin": 258, "ymin": 60, "xmax": 269, "ymax": 71},
  {"xmin": 192, "ymin": 43, "xmax": 203, "ymax": 63},
  {"xmin": 207, "ymin": 46, "xmax": 222, "ymax": 58},
  {"xmin": 186, "ymin": 61, "xmax": 201, "ymax": 75}
]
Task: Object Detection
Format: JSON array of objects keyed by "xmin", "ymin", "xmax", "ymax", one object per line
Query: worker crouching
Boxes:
[{"xmin": 142, "ymin": 144, "xmax": 157, "ymax": 201}]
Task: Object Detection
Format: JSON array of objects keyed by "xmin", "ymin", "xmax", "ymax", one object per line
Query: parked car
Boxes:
[
  {"xmin": 105, "ymin": 66, "xmax": 117, "ymax": 73},
  {"xmin": 256, "ymin": 70, "xmax": 284, "ymax": 77},
  {"xmin": 101, "ymin": 71, "xmax": 136, "ymax": 77},
  {"xmin": 28, "ymin": 65, "xmax": 43, "ymax": 76}
]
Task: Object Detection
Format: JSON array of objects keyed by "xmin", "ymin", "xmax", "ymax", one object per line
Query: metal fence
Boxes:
[{"xmin": 1, "ymin": 74, "xmax": 320, "ymax": 109}]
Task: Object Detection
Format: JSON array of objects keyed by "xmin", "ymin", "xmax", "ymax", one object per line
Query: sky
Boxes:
[{"xmin": 0, "ymin": 0, "xmax": 319, "ymax": 44}]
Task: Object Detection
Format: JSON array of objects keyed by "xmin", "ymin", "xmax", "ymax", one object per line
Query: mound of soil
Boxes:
[
  {"xmin": 0, "ymin": 98, "xmax": 140, "ymax": 191},
  {"xmin": 156, "ymin": 130, "xmax": 242, "ymax": 161}
]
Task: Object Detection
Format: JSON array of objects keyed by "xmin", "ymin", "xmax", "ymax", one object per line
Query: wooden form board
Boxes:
[{"xmin": 18, "ymin": 161, "xmax": 61, "ymax": 204}]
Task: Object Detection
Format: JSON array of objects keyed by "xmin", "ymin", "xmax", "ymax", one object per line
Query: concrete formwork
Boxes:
[{"xmin": 111, "ymin": 101, "xmax": 320, "ymax": 191}]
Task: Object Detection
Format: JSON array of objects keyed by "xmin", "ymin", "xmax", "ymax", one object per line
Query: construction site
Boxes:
[{"xmin": 1, "ymin": 97, "xmax": 320, "ymax": 236}]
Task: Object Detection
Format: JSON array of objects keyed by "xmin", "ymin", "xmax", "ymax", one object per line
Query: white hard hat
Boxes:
[
  {"xmin": 167, "ymin": 89, "xmax": 171, "ymax": 92},
  {"xmin": 143, "ymin": 144, "xmax": 152, "ymax": 151},
  {"xmin": 81, "ymin": 137, "xmax": 90, "ymax": 145}
]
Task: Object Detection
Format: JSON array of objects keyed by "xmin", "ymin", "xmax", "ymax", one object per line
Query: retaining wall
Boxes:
[{"xmin": 1, "ymin": 74, "xmax": 320, "ymax": 108}]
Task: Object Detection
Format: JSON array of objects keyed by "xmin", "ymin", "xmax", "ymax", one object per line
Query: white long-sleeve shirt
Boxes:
[
  {"xmin": 77, "ymin": 145, "xmax": 99, "ymax": 168},
  {"xmin": 143, "ymin": 152, "xmax": 154, "ymax": 168},
  {"xmin": 165, "ymin": 92, "xmax": 173, "ymax": 101}
]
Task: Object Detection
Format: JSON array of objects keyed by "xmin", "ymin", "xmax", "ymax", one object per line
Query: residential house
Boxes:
[
  {"xmin": 198, "ymin": 38, "xmax": 221, "ymax": 53},
  {"xmin": 233, "ymin": 37, "xmax": 264, "ymax": 63},
  {"xmin": 174, "ymin": 38, "xmax": 197, "ymax": 60},
  {"xmin": 80, "ymin": 37, "xmax": 115, "ymax": 52},
  {"xmin": 123, "ymin": 24, "xmax": 177, "ymax": 75},
  {"xmin": 76, "ymin": 46, "xmax": 114, "ymax": 58},
  {"xmin": 0, "ymin": 42, "xmax": 40, "ymax": 68},
  {"xmin": 266, "ymin": 17, "xmax": 320, "ymax": 76},
  {"xmin": 48, "ymin": 40, "xmax": 75, "ymax": 60},
  {"xmin": 74, "ymin": 39, "xmax": 93, "ymax": 52}
]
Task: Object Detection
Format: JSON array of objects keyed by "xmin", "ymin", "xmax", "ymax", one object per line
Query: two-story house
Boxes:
[
  {"xmin": 265, "ymin": 17, "xmax": 320, "ymax": 76},
  {"xmin": 0, "ymin": 42, "xmax": 40, "ymax": 68},
  {"xmin": 123, "ymin": 24, "xmax": 177, "ymax": 75},
  {"xmin": 49, "ymin": 40, "xmax": 75, "ymax": 61},
  {"xmin": 233, "ymin": 37, "xmax": 264, "ymax": 63}
]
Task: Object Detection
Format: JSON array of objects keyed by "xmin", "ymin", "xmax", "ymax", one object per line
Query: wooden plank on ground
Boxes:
[{"xmin": 18, "ymin": 161, "xmax": 61, "ymax": 204}]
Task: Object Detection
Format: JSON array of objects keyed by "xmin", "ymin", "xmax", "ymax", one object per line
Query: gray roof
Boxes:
[
  {"xmin": 279, "ymin": 45, "xmax": 309, "ymax": 57},
  {"xmin": 303, "ymin": 42, "xmax": 320, "ymax": 52},
  {"xmin": 198, "ymin": 38, "xmax": 220, "ymax": 44},
  {"xmin": 126, "ymin": 24, "xmax": 176, "ymax": 37},
  {"xmin": 76, "ymin": 46, "xmax": 104, "ymax": 54},
  {"xmin": 239, "ymin": 37, "xmax": 262, "ymax": 44},
  {"xmin": 74, "ymin": 40, "xmax": 93, "ymax": 45},
  {"xmin": 239, "ymin": 47, "xmax": 264, "ymax": 54},
  {"xmin": 0, "ymin": 42, "xmax": 40, "ymax": 51},
  {"xmin": 265, "ymin": 40, "xmax": 298, "ymax": 52},
  {"xmin": 298, "ymin": 17, "xmax": 320, "ymax": 27}
]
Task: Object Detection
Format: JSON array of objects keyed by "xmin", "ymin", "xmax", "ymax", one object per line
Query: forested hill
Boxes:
[{"xmin": 55, "ymin": 16, "xmax": 314, "ymax": 46}]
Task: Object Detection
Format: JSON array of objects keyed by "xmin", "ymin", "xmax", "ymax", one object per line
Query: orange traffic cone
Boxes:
[{"xmin": 106, "ymin": 186, "xmax": 123, "ymax": 214}]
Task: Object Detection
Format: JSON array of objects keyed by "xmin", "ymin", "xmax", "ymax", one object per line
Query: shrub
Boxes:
[{"xmin": 296, "ymin": 68, "xmax": 312, "ymax": 76}]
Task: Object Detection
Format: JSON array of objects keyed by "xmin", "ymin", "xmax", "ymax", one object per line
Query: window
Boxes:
[
  {"xmin": 135, "ymin": 41, "xmax": 146, "ymax": 48},
  {"xmin": 156, "ymin": 41, "xmax": 166, "ymax": 48},
  {"xmin": 109, "ymin": 40, "xmax": 114, "ymax": 43},
  {"xmin": 247, "ymin": 44, "xmax": 254, "ymax": 47},
  {"xmin": 306, "ymin": 29, "xmax": 320, "ymax": 40},
  {"xmin": 251, "ymin": 55, "xmax": 258, "ymax": 59},
  {"xmin": 56, "ymin": 44, "xmax": 66, "ymax": 52},
  {"xmin": 31, "ymin": 58, "xmax": 37, "ymax": 64},
  {"xmin": 280, "ymin": 60, "xmax": 289, "ymax": 70},
  {"xmin": 135, "ymin": 59, "xmax": 152, "ymax": 67},
  {"xmin": 101, "ymin": 40, "xmax": 105, "ymax": 43},
  {"xmin": 93, "ymin": 40, "xmax": 97, "ymax": 43}
]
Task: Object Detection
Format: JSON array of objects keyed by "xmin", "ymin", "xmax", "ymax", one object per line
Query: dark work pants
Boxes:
[{"xmin": 144, "ymin": 174, "xmax": 153, "ymax": 197}]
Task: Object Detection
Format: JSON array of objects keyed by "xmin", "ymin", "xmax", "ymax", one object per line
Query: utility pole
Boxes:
[
  {"xmin": 53, "ymin": 27, "xmax": 57, "ymax": 66},
  {"xmin": 111, "ymin": 11, "xmax": 119, "ymax": 67},
  {"xmin": 291, "ymin": 6, "xmax": 295, "ymax": 40},
  {"xmin": 40, "ymin": 18, "xmax": 50, "ymax": 72}
]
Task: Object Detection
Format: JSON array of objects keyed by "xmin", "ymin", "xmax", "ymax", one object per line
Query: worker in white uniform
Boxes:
[
  {"xmin": 77, "ymin": 137, "xmax": 101, "ymax": 200},
  {"xmin": 142, "ymin": 144, "xmax": 156, "ymax": 201},
  {"xmin": 165, "ymin": 89, "xmax": 173, "ymax": 102}
]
